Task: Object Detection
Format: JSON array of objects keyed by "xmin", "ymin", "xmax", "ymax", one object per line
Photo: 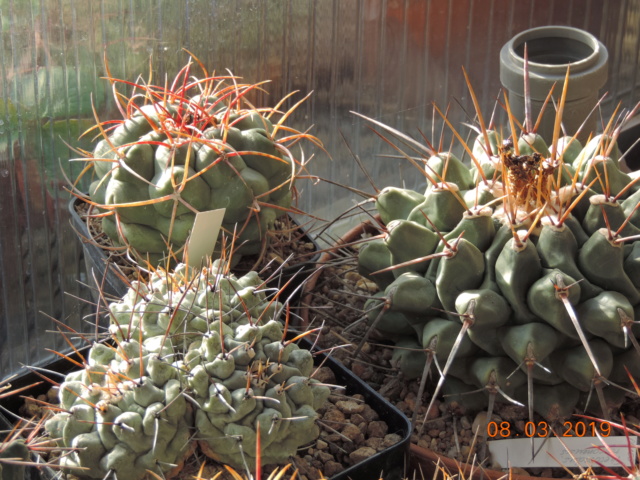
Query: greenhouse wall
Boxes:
[{"xmin": 1, "ymin": 0, "xmax": 639, "ymax": 380}]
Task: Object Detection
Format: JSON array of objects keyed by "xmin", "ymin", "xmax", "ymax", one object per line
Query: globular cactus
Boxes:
[
  {"xmin": 0, "ymin": 438, "xmax": 29, "ymax": 480},
  {"xmin": 75, "ymin": 59, "xmax": 321, "ymax": 266},
  {"xmin": 355, "ymin": 81, "xmax": 640, "ymax": 423},
  {"xmin": 45, "ymin": 260, "xmax": 330, "ymax": 478},
  {"xmin": 0, "ymin": 383, "xmax": 54, "ymax": 480},
  {"xmin": 44, "ymin": 337, "xmax": 194, "ymax": 480},
  {"xmin": 185, "ymin": 318, "xmax": 330, "ymax": 468}
]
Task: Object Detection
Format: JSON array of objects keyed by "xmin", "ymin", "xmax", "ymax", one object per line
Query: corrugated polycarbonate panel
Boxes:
[{"xmin": 1, "ymin": 0, "xmax": 639, "ymax": 381}]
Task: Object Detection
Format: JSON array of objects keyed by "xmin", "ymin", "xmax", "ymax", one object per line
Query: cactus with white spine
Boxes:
[{"xmin": 45, "ymin": 259, "xmax": 330, "ymax": 478}]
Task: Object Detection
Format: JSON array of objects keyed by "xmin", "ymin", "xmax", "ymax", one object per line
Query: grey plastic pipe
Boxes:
[{"xmin": 500, "ymin": 26, "xmax": 608, "ymax": 143}]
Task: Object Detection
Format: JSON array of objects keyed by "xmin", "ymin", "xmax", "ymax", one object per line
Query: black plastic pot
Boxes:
[
  {"xmin": 68, "ymin": 197, "xmax": 130, "ymax": 301},
  {"xmin": 68, "ymin": 196, "xmax": 321, "ymax": 304}
]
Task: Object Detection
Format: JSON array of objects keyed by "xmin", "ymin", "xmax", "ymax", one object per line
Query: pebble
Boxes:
[
  {"xmin": 315, "ymin": 451, "xmax": 334, "ymax": 463},
  {"xmin": 47, "ymin": 386, "xmax": 59, "ymax": 402},
  {"xmin": 336, "ymin": 400, "xmax": 365, "ymax": 415},
  {"xmin": 341, "ymin": 423, "xmax": 364, "ymax": 443},
  {"xmin": 322, "ymin": 406, "xmax": 346, "ymax": 424},
  {"xmin": 367, "ymin": 420, "xmax": 388, "ymax": 437},
  {"xmin": 322, "ymin": 461, "xmax": 344, "ymax": 477},
  {"xmin": 348, "ymin": 446, "xmax": 377, "ymax": 464},
  {"xmin": 417, "ymin": 437, "xmax": 431, "ymax": 449},
  {"xmin": 460, "ymin": 445, "xmax": 474, "ymax": 459},
  {"xmin": 351, "ymin": 361, "xmax": 373, "ymax": 380},
  {"xmin": 382, "ymin": 433, "xmax": 402, "ymax": 448},
  {"xmin": 316, "ymin": 439, "xmax": 328, "ymax": 450},
  {"xmin": 403, "ymin": 393, "xmax": 417, "ymax": 411},
  {"xmin": 460, "ymin": 415, "xmax": 472, "ymax": 430},
  {"xmin": 324, "ymin": 433, "xmax": 343, "ymax": 444},
  {"xmin": 345, "ymin": 271, "xmax": 362, "ymax": 283},
  {"xmin": 472, "ymin": 411, "xmax": 500, "ymax": 435},
  {"xmin": 350, "ymin": 413, "xmax": 366, "ymax": 425},
  {"xmin": 360, "ymin": 404, "xmax": 379, "ymax": 422},
  {"xmin": 313, "ymin": 366, "xmax": 336, "ymax": 385},
  {"xmin": 364, "ymin": 437, "xmax": 384, "ymax": 450},
  {"xmin": 426, "ymin": 401, "xmax": 441, "ymax": 421}
]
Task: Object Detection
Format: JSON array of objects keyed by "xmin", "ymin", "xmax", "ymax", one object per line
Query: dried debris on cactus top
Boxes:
[{"xmin": 305, "ymin": 66, "xmax": 640, "ymax": 466}]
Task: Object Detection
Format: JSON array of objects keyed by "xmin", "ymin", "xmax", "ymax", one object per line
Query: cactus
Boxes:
[
  {"xmin": 355, "ymin": 73, "xmax": 640, "ymax": 425},
  {"xmin": 44, "ymin": 259, "xmax": 330, "ymax": 478},
  {"xmin": 0, "ymin": 412, "xmax": 52, "ymax": 480},
  {"xmin": 0, "ymin": 438, "xmax": 29, "ymax": 480},
  {"xmin": 73, "ymin": 59, "xmax": 321, "ymax": 266}
]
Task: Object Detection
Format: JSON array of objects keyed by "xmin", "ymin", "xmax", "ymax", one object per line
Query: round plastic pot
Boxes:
[
  {"xmin": 68, "ymin": 196, "xmax": 130, "ymax": 301},
  {"xmin": 500, "ymin": 25, "xmax": 608, "ymax": 142},
  {"xmin": 68, "ymin": 196, "xmax": 320, "ymax": 304},
  {"xmin": 618, "ymin": 115, "xmax": 640, "ymax": 172}
]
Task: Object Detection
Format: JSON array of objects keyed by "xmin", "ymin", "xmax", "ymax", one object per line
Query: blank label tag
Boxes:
[
  {"xmin": 184, "ymin": 208, "xmax": 226, "ymax": 267},
  {"xmin": 488, "ymin": 436, "xmax": 637, "ymax": 468}
]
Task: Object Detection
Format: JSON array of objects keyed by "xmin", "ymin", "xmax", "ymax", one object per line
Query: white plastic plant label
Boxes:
[
  {"xmin": 184, "ymin": 208, "xmax": 226, "ymax": 267},
  {"xmin": 488, "ymin": 435, "xmax": 637, "ymax": 469}
]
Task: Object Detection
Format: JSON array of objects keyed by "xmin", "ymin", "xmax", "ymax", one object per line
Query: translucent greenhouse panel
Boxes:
[{"xmin": 0, "ymin": 0, "xmax": 639, "ymax": 381}]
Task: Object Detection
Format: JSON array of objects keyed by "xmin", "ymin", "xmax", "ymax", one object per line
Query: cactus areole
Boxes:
[
  {"xmin": 76, "ymin": 61, "xmax": 319, "ymax": 266},
  {"xmin": 358, "ymin": 104, "xmax": 640, "ymax": 422}
]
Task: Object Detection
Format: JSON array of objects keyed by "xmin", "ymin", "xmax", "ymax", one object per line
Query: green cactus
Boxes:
[
  {"xmin": 0, "ymin": 438, "xmax": 29, "ymax": 480},
  {"xmin": 356, "ymin": 94, "xmax": 640, "ymax": 424},
  {"xmin": 45, "ymin": 260, "xmax": 330, "ymax": 478},
  {"xmin": 75, "ymin": 60, "xmax": 321, "ymax": 266}
]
